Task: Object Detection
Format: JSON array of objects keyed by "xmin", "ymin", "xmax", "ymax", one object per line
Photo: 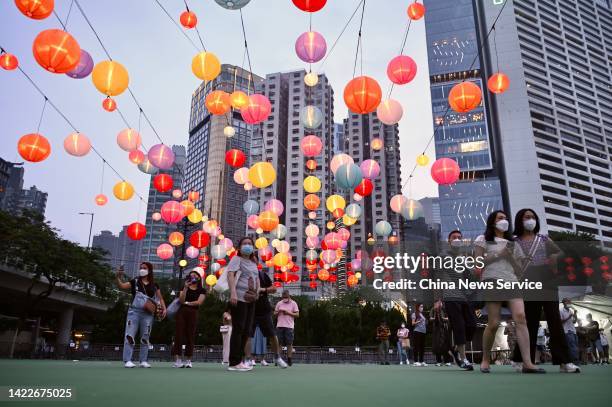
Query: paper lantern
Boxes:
[
  {"xmin": 354, "ymin": 178, "xmax": 373, "ymax": 197},
  {"xmin": 265, "ymin": 199, "xmax": 284, "ymax": 216},
  {"xmin": 300, "ymin": 105, "xmax": 323, "ymax": 129},
  {"xmin": 416, "ymin": 154, "xmax": 429, "ymax": 166},
  {"xmin": 301, "ymin": 135, "xmax": 323, "ymax": 157},
  {"xmin": 304, "ymin": 72, "xmax": 318, "ymax": 87},
  {"xmin": 91, "ymin": 60, "xmax": 129, "ymax": 96},
  {"xmin": 225, "ymin": 149, "xmax": 246, "ymax": 167},
  {"xmin": 326, "ymin": 195, "xmax": 346, "ymax": 212},
  {"xmin": 168, "ymin": 231, "xmax": 184, "ymax": 246},
  {"xmin": 347, "ymin": 275, "xmax": 358, "ymax": 286},
  {"xmin": 148, "ymin": 144, "xmax": 175, "ymax": 170},
  {"xmin": 258, "ymin": 211, "xmax": 279, "ymax": 232},
  {"xmin": 353, "ymin": 193, "xmax": 363, "ymax": 201},
  {"xmin": 386, "ymin": 55, "xmax": 417, "ymax": 85},
  {"xmin": 188, "ymin": 208, "xmax": 203, "ymax": 223},
  {"xmin": 180, "ymin": 10, "xmax": 197, "ymax": 28},
  {"xmin": 128, "ymin": 149, "xmax": 144, "ymax": 165},
  {"xmin": 292, "ymin": 0, "xmax": 326, "ymax": 12},
  {"xmin": 344, "ymin": 76, "xmax": 382, "ymax": 114},
  {"xmin": 306, "ymin": 250, "xmax": 318, "ymax": 261},
  {"xmin": 345, "ymin": 203, "xmax": 362, "ymax": 218},
  {"xmin": 138, "ymin": 158, "xmax": 158, "ymax": 175},
  {"xmin": 192, "ymin": 51, "xmax": 221, "ymax": 81},
  {"xmin": 376, "ymin": 99, "xmax": 403, "ymax": 125},
  {"xmin": 303, "ymin": 176, "xmax": 321, "ymax": 193},
  {"xmin": 157, "ymin": 243, "xmax": 174, "ymax": 260},
  {"xmin": 295, "ymin": 31, "xmax": 327, "ymax": 63},
  {"xmin": 330, "ymin": 154, "xmax": 354, "ymax": 174},
  {"xmin": 306, "ymin": 159, "xmax": 317, "ymax": 171},
  {"xmin": 448, "ymin": 81, "xmax": 482, "ymax": 113},
  {"xmin": 375, "ymin": 221, "xmax": 392, "ymax": 237},
  {"xmin": 247, "ymin": 214, "xmax": 260, "ymax": 229},
  {"xmin": 326, "ymin": 222, "xmax": 335, "ymax": 231},
  {"xmin": 188, "ymin": 190, "xmax": 200, "ymax": 202},
  {"xmin": 17, "ymin": 134, "xmax": 50, "ymax": 162},
  {"xmin": 390, "ymin": 194, "xmax": 408, "ymax": 213},
  {"xmin": 337, "ymin": 228, "xmax": 350, "ymax": 241},
  {"xmin": 371, "ymin": 137, "xmax": 383, "ymax": 151},
  {"xmin": 304, "ymin": 194, "xmax": 320, "ymax": 210},
  {"xmin": 205, "ymin": 274, "xmax": 217, "ymax": 286},
  {"xmin": 230, "ymin": 91, "xmax": 248, "ymax": 109},
  {"xmin": 15, "ymin": 0, "xmax": 54, "ymax": 19},
  {"xmin": 243, "ymin": 199, "xmax": 259, "ymax": 215},
  {"xmin": 335, "ymin": 163, "xmax": 363, "ymax": 190},
  {"xmin": 117, "ymin": 129, "xmax": 141, "ymax": 152},
  {"xmin": 248, "ymin": 162, "xmax": 276, "ymax": 188},
  {"xmin": 214, "ymin": 0, "xmax": 251, "ymax": 9},
  {"xmin": 219, "ymin": 238, "xmax": 233, "ymax": 251},
  {"xmin": 255, "ymin": 237, "xmax": 268, "ymax": 250},
  {"xmin": 324, "ymin": 233, "xmax": 343, "ymax": 250},
  {"xmin": 318, "ymin": 269, "xmax": 330, "ymax": 281},
  {"xmin": 241, "ymin": 94, "xmax": 271, "ymax": 124},
  {"xmin": 180, "ymin": 201, "xmax": 194, "ymax": 218},
  {"xmin": 0, "ymin": 53, "xmax": 18, "ymax": 70},
  {"xmin": 431, "ymin": 158, "xmax": 460, "ymax": 185},
  {"xmin": 271, "ymin": 224, "xmax": 287, "ymax": 239},
  {"xmin": 360, "ymin": 159, "xmax": 380, "ymax": 179},
  {"xmin": 172, "ymin": 189, "xmax": 182, "ymax": 199},
  {"xmin": 153, "ymin": 173, "xmax": 173, "ymax": 193},
  {"xmin": 63, "ymin": 132, "xmax": 91, "ymax": 157},
  {"xmin": 273, "ymin": 253, "xmax": 290, "ymax": 267},
  {"xmin": 205, "ymin": 90, "xmax": 231, "ymax": 115},
  {"xmin": 487, "ymin": 72, "xmax": 510, "ymax": 94},
  {"xmin": 102, "ymin": 97, "xmax": 117, "ymax": 112},
  {"xmin": 306, "ymin": 236, "xmax": 319, "ymax": 248},
  {"xmin": 113, "ymin": 181, "xmax": 134, "ymax": 201},
  {"xmin": 233, "ymin": 167, "xmax": 249, "ymax": 184},
  {"xmin": 152, "ymin": 212, "xmax": 162, "ymax": 221},
  {"xmin": 95, "ymin": 193, "xmax": 108, "ymax": 206},
  {"xmin": 186, "ymin": 246, "xmax": 200, "ymax": 258},
  {"xmin": 127, "ymin": 222, "xmax": 147, "ymax": 241},
  {"xmin": 66, "ymin": 49, "xmax": 93, "ymax": 79},
  {"xmin": 33, "ymin": 29, "xmax": 80, "ymax": 73},
  {"xmin": 343, "ymin": 214, "xmax": 357, "ymax": 226},
  {"xmin": 401, "ymin": 199, "xmax": 424, "ymax": 220},
  {"xmin": 244, "ymin": 182, "xmax": 253, "ymax": 191},
  {"xmin": 407, "ymin": 1, "xmax": 425, "ymax": 20},
  {"xmin": 321, "ymin": 250, "xmax": 336, "ymax": 264},
  {"xmin": 211, "ymin": 245, "xmax": 225, "ymax": 259},
  {"xmin": 161, "ymin": 200, "xmax": 184, "ymax": 223},
  {"xmin": 305, "ymin": 223, "xmax": 319, "ymax": 237}
]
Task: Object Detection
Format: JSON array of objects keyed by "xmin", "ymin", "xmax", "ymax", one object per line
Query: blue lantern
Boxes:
[{"xmin": 335, "ymin": 163, "xmax": 363, "ymax": 190}]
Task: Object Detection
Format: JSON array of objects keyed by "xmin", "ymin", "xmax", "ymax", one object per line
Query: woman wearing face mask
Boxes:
[
  {"xmin": 474, "ymin": 210, "xmax": 544, "ymax": 373},
  {"xmin": 411, "ymin": 303, "xmax": 427, "ymax": 366},
  {"xmin": 226, "ymin": 237, "xmax": 261, "ymax": 372},
  {"xmin": 396, "ymin": 322, "xmax": 410, "ymax": 365},
  {"xmin": 116, "ymin": 262, "xmax": 166, "ymax": 368},
  {"xmin": 172, "ymin": 269, "xmax": 206, "ymax": 368},
  {"xmin": 510, "ymin": 209, "xmax": 580, "ymax": 373}
]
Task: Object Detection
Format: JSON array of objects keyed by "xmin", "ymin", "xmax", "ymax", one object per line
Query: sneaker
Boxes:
[
  {"xmin": 184, "ymin": 361, "xmax": 192, "ymax": 368},
  {"xmin": 459, "ymin": 360, "xmax": 474, "ymax": 371},
  {"xmin": 275, "ymin": 357, "xmax": 288, "ymax": 368},
  {"xmin": 446, "ymin": 363, "xmax": 453, "ymax": 366},
  {"xmin": 228, "ymin": 363, "xmax": 249, "ymax": 372},
  {"xmin": 436, "ymin": 363, "xmax": 442, "ymax": 367},
  {"xmin": 560, "ymin": 363, "xmax": 581, "ymax": 373},
  {"xmin": 422, "ymin": 362, "xmax": 428, "ymax": 367},
  {"xmin": 124, "ymin": 361, "xmax": 136, "ymax": 368},
  {"xmin": 414, "ymin": 362, "xmax": 422, "ymax": 367},
  {"xmin": 405, "ymin": 361, "xmax": 410, "ymax": 366},
  {"xmin": 261, "ymin": 360, "xmax": 269, "ymax": 366},
  {"xmin": 139, "ymin": 361, "xmax": 151, "ymax": 368},
  {"xmin": 400, "ymin": 361, "xmax": 404, "ymax": 365},
  {"xmin": 522, "ymin": 366, "xmax": 546, "ymax": 374},
  {"xmin": 172, "ymin": 360, "xmax": 184, "ymax": 368}
]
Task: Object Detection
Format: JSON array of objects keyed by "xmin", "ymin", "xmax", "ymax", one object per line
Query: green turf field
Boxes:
[{"xmin": 0, "ymin": 360, "xmax": 609, "ymax": 407}]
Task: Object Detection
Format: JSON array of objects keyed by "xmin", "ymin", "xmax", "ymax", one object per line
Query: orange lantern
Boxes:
[
  {"xmin": 95, "ymin": 193, "xmax": 108, "ymax": 206},
  {"xmin": 180, "ymin": 199, "xmax": 195, "ymax": 216},
  {"xmin": 180, "ymin": 11, "xmax": 197, "ymax": 28},
  {"xmin": 0, "ymin": 53, "xmax": 18, "ymax": 70},
  {"xmin": 18, "ymin": 133, "xmax": 51, "ymax": 162},
  {"xmin": 188, "ymin": 190, "xmax": 200, "ymax": 202},
  {"xmin": 371, "ymin": 137, "xmax": 383, "ymax": 151},
  {"xmin": 113, "ymin": 181, "xmax": 134, "ymax": 201},
  {"xmin": 230, "ymin": 91, "xmax": 249, "ymax": 110},
  {"xmin": 205, "ymin": 90, "xmax": 231, "ymax": 115},
  {"xmin": 32, "ymin": 29, "xmax": 81, "ymax": 73},
  {"xmin": 102, "ymin": 97, "xmax": 117, "ymax": 112},
  {"xmin": 347, "ymin": 274, "xmax": 358, "ymax": 286},
  {"xmin": 306, "ymin": 159, "xmax": 317, "ymax": 171},
  {"xmin": 343, "ymin": 76, "xmax": 382, "ymax": 114},
  {"xmin": 448, "ymin": 81, "xmax": 482, "ymax": 113},
  {"xmin": 168, "ymin": 231, "xmax": 185, "ymax": 246},
  {"xmin": 407, "ymin": 1, "xmax": 425, "ymax": 20},
  {"xmin": 487, "ymin": 72, "xmax": 510, "ymax": 94},
  {"xmin": 15, "ymin": 0, "xmax": 54, "ymax": 20},
  {"xmin": 318, "ymin": 269, "xmax": 330, "ymax": 281},
  {"xmin": 128, "ymin": 149, "xmax": 145, "ymax": 164},
  {"xmin": 304, "ymin": 194, "xmax": 320, "ymax": 211},
  {"xmin": 258, "ymin": 211, "xmax": 279, "ymax": 232}
]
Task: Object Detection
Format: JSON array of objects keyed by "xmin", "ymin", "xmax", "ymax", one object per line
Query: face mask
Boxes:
[
  {"xmin": 240, "ymin": 245, "xmax": 254, "ymax": 255},
  {"xmin": 450, "ymin": 239, "xmax": 463, "ymax": 248},
  {"xmin": 495, "ymin": 219, "xmax": 509, "ymax": 232},
  {"xmin": 523, "ymin": 219, "xmax": 537, "ymax": 231},
  {"xmin": 139, "ymin": 268, "xmax": 149, "ymax": 277},
  {"xmin": 188, "ymin": 275, "xmax": 199, "ymax": 284},
  {"xmin": 401, "ymin": 324, "xmax": 405, "ymax": 328}
]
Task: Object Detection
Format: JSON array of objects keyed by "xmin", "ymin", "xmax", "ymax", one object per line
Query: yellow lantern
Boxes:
[
  {"xmin": 205, "ymin": 274, "xmax": 218, "ymax": 286},
  {"xmin": 230, "ymin": 91, "xmax": 249, "ymax": 109},
  {"xmin": 258, "ymin": 211, "xmax": 279, "ymax": 232},
  {"xmin": 342, "ymin": 214, "xmax": 357, "ymax": 226},
  {"xmin": 192, "ymin": 51, "xmax": 221, "ymax": 81},
  {"xmin": 180, "ymin": 200, "xmax": 195, "ymax": 216},
  {"xmin": 326, "ymin": 195, "xmax": 346, "ymax": 212},
  {"xmin": 169, "ymin": 231, "xmax": 184, "ymax": 246},
  {"xmin": 303, "ymin": 176, "xmax": 321, "ymax": 193},
  {"xmin": 178, "ymin": 259, "xmax": 188, "ymax": 267},
  {"xmin": 371, "ymin": 137, "xmax": 384, "ymax": 151},
  {"xmin": 255, "ymin": 237, "xmax": 269, "ymax": 249},
  {"xmin": 113, "ymin": 181, "xmax": 134, "ymax": 201},
  {"xmin": 188, "ymin": 208, "xmax": 203, "ymax": 223},
  {"xmin": 416, "ymin": 154, "xmax": 429, "ymax": 166},
  {"xmin": 273, "ymin": 252, "xmax": 289, "ymax": 267},
  {"xmin": 248, "ymin": 162, "xmax": 276, "ymax": 188},
  {"xmin": 92, "ymin": 61, "xmax": 129, "ymax": 96},
  {"xmin": 326, "ymin": 221, "xmax": 335, "ymax": 230},
  {"xmin": 304, "ymin": 72, "xmax": 319, "ymax": 87}
]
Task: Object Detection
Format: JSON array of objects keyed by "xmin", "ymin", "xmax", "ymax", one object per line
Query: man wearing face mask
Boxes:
[{"xmin": 274, "ymin": 290, "xmax": 299, "ymax": 366}]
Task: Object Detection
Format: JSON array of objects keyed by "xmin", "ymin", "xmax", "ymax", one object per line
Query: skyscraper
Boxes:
[
  {"xmin": 93, "ymin": 227, "xmax": 143, "ymax": 276},
  {"xmin": 0, "ymin": 157, "xmax": 47, "ymax": 217}
]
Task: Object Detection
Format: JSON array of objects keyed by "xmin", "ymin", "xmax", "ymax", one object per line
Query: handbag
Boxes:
[
  {"xmin": 165, "ymin": 298, "xmax": 181, "ymax": 320},
  {"xmin": 131, "ymin": 280, "xmax": 158, "ymax": 315}
]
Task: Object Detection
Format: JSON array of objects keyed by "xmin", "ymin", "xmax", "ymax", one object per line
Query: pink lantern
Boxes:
[
  {"xmin": 265, "ymin": 199, "xmax": 284, "ymax": 216},
  {"xmin": 152, "ymin": 212, "xmax": 162, "ymax": 221},
  {"xmin": 160, "ymin": 200, "xmax": 185, "ymax": 223},
  {"xmin": 306, "ymin": 236, "xmax": 319, "ymax": 249},
  {"xmin": 351, "ymin": 258, "xmax": 362, "ymax": 271},
  {"xmin": 301, "ymin": 135, "xmax": 323, "ymax": 157},
  {"xmin": 63, "ymin": 132, "xmax": 91, "ymax": 157},
  {"xmin": 330, "ymin": 154, "xmax": 354, "ymax": 175},
  {"xmin": 234, "ymin": 167, "xmax": 249, "ymax": 184},
  {"xmin": 157, "ymin": 243, "xmax": 174, "ymax": 260},
  {"xmin": 295, "ymin": 31, "xmax": 327, "ymax": 63},
  {"xmin": 117, "ymin": 128, "xmax": 141, "ymax": 152},
  {"xmin": 353, "ymin": 193, "xmax": 363, "ymax": 201},
  {"xmin": 308, "ymin": 211, "xmax": 317, "ymax": 219},
  {"xmin": 430, "ymin": 158, "xmax": 460, "ymax": 185},
  {"xmin": 321, "ymin": 249, "xmax": 337, "ymax": 264},
  {"xmin": 241, "ymin": 94, "xmax": 271, "ymax": 124},
  {"xmin": 324, "ymin": 232, "xmax": 342, "ymax": 250},
  {"xmin": 129, "ymin": 149, "xmax": 145, "ymax": 164},
  {"xmin": 360, "ymin": 159, "xmax": 380, "ymax": 179},
  {"xmin": 376, "ymin": 99, "xmax": 403, "ymax": 125},
  {"xmin": 148, "ymin": 144, "xmax": 175, "ymax": 170},
  {"xmin": 247, "ymin": 214, "xmax": 260, "ymax": 229},
  {"xmin": 387, "ymin": 55, "xmax": 417, "ymax": 85},
  {"xmin": 337, "ymin": 227, "xmax": 350, "ymax": 241},
  {"xmin": 390, "ymin": 194, "xmax": 408, "ymax": 213},
  {"xmin": 186, "ymin": 246, "xmax": 200, "ymax": 259},
  {"xmin": 172, "ymin": 189, "xmax": 182, "ymax": 199}
]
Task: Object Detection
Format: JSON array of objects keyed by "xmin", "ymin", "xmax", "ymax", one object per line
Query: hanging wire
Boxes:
[
  {"xmin": 99, "ymin": 160, "xmax": 106, "ymax": 194},
  {"xmin": 493, "ymin": 26, "xmax": 500, "ymax": 72},
  {"xmin": 239, "ymin": 8, "xmax": 255, "ymax": 77},
  {"xmin": 153, "ymin": 0, "xmax": 201, "ymax": 51},
  {"xmin": 318, "ymin": 0, "xmax": 364, "ymax": 71},
  {"xmin": 351, "ymin": 0, "xmax": 367, "ymax": 78},
  {"xmin": 36, "ymin": 97, "xmax": 48, "ymax": 133},
  {"xmin": 387, "ymin": 19, "xmax": 413, "ymax": 99},
  {"xmin": 183, "ymin": 0, "xmax": 208, "ymax": 51}
]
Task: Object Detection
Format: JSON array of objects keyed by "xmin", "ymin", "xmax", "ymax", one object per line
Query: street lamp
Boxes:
[{"xmin": 78, "ymin": 212, "xmax": 94, "ymax": 249}]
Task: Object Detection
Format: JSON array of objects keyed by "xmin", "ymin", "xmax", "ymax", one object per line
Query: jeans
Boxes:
[
  {"xmin": 123, "ymin": 307, "xmax": 154, "ymax": 363},
  {"xmin": 378, "ymin": 340, "xmax": 389, "ymax": 363},
  {"xmin": 397, "ymin": 341, "xmax": 408, "ymax": 363},
  {"xmin": 565, "ymin": 332, "xmax": 579, "ymax": 362}
]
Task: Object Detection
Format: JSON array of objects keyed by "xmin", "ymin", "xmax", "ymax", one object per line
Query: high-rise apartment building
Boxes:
[
  {"xmin": 0, "ymin": 157, "xmax": 47, "ymax": 217},
  {"xmin": 93, "ymin": 227, "xmax": 143, "ymax": 276}
]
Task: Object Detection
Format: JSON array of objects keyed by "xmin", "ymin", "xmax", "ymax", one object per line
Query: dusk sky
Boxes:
[{"xmin": 0, "ymin": 0, "xmax": 436, "ymax": 246}]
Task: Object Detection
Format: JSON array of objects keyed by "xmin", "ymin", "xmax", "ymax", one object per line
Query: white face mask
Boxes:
[
  {"xmin": 495, "ymin": 219, "xmax": 509, "ymax": 232},
  {"xmin": 139, "ymin": 268, "xmax": 149, "ymax": 277},
  {"xmin": 401, "ymin": 324, "xmax": 405, "ymax": 328},
  {"xmin": 450, "ymin": 239, "xmax": 463, "ymax": 248},
  {"xmin": 523, "ymin": 219, "xmax": 537, "ymax": 231}
]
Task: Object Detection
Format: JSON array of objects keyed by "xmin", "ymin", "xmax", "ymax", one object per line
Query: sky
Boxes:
[{"xmin": 0, "ymin": 0, "xmax": 436, "ymax": 246}]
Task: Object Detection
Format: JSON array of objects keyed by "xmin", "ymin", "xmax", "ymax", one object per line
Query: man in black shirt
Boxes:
[{"xmin": 244, "ymin": 269, "xmax": 288, "ymax": 368}]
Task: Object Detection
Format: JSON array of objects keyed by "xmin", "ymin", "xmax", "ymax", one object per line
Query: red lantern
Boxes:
[
  {"xmin": 127, "ymin": 222, "xmax": 147, "ymax": 240},
  {"xmin": 189, "ymin": 230, "xmax": 210, "ymax": 248},
  {"xmin": 292, "ymin": 0, "xmax": 326, "ymax": 12},
  {"xmin": 448, "ymin": 81, "xmax": 482, "ymax": 113},
  {"xmin": 32, "ymin": 29, "xmax": 81, "ymax": 73},
  {"xmin": 180, "ymin": 10, "xmax": 197, "ymax": 28},
  {"xmin": 332, "ymin": 208, "xmax": 344, "ymax": 219},
  {"xmin": 344, "ymin": 76, "xmax": 382, "ymax": 114},
  {"xmin": 582, "ymin": 267, "xmax": 594, "ymax": 277},
  {"xmin": 95, "ymin": 193, "xmax": 108, "ymax": 206},
  {"xmin": 386, "ymin": 55, "xmax": 417, "ymax": 85},
  {"xmin": 160, "ymin": 200, "xmax": 184, "ymax": 223},
  {"xmin": 306, "ymin": 159, "xmax": 317, "ymax": 171},
  {"xmin": 129, "ymin": 149, "xmax": 145, "ymax": 164},
  {"xmin": 487, "ymin": 72, "xmax": 510, "ymax": 94},
  {"xmin": 17, "ymin": 133, "xmax": 51, "ymax": 162},
  {"xmin": 0, "ymin": 53, "xmax": 18, "ymax": 70},
  {"xmin": 225, "ymin": 149, "xmax": 246, "ymax": 167},
  {"xmin": 188, "ymin": 191, "xmax": 200, "ymax": 202},
  {"xmin": 407, "ymin": 1, "xmax": 425, "ymax": 20},
  {"xmin": 430, "ymin": 158, "xmax": 460, "ymax": 185},
  {"xmin": 15, "ymin": 0, "xmax": 54, "ymax": 20},
  {"xmin": 102, "ymin": 97, "xmax": 117, "ymax": 112},
  {"xmin": 354, "ymin": 178, "xmax": 373, "ymax": 197},
  {"xmin": 153, "ymin": 173, "xmax": 173, "ymax": 193}
]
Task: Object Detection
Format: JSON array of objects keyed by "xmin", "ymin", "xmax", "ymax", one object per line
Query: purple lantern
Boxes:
[
  {"xmin": 295, "ymin": 31, "xmax": 327, "ymax": 63},
  {"xmin": 66, "ymin": 49, "xmax": 94, "ymax": 79},
  {"xmin": 148, "ymin": 144, "xmax": 175, "ymax": 170}
]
